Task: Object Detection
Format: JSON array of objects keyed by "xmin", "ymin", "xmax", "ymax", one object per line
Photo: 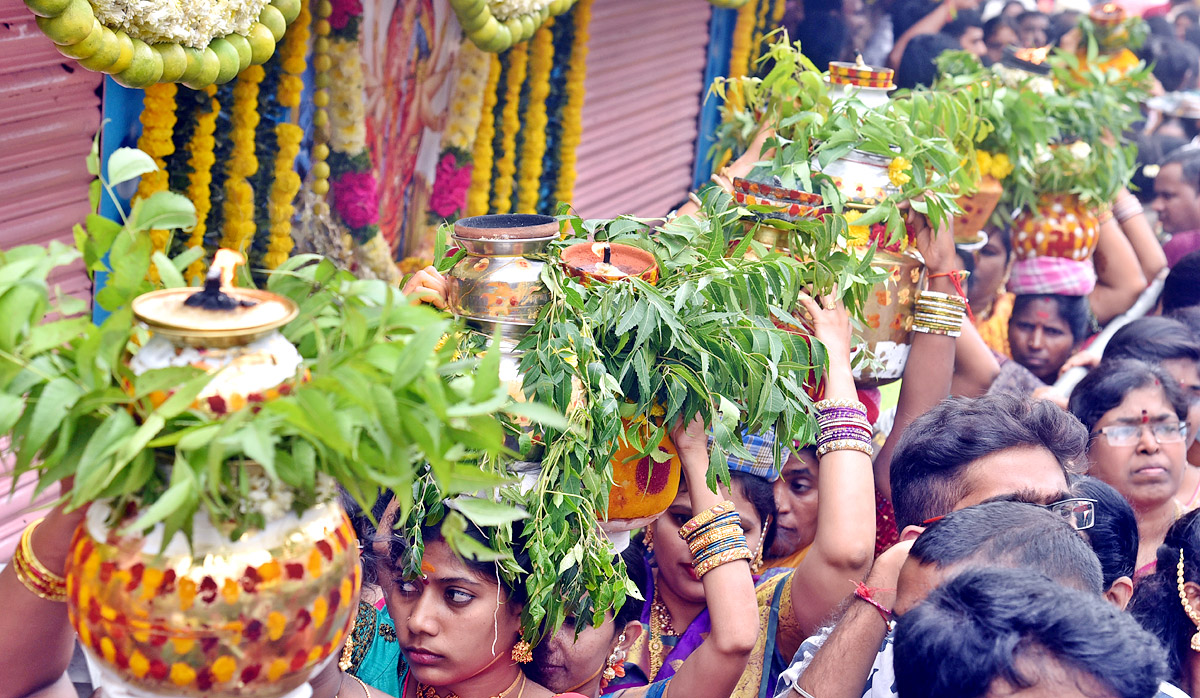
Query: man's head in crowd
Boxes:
[
  {"xmin": 896, "ymin": 33, "xmax": 962, "ymax": 89},
  {"xmin": 1016, "ymin": 10, "xmax": 1049, "ymax": 47},
  {"xmin": 983, "ymin": 16, "xmax": 1019, "ymax": 65},
  {"xmin": 944, "ymin": 9, "xmax": 986, "ymax": 57},
  {"xmin": 894, "ymin": 568, "xmax": 1168, "ymax": 698},
  {"xmin": 889, "ymin": 394, "xmax": 1083, "ymax": 534},
  {"xmin": 1072, "ymin": 476, "xmax": 1139, "ymax": 609},
  {"xmin": 1163, "ymin": 251, "xmax": 1200, "ymax": 314},
  {"xmin": 892, "ymin": 500, "xmax": 1105, "ymax": 619},
  {"xmin": 1153, "ymin": 145, "xmax": 1200, "ymax": 235}
]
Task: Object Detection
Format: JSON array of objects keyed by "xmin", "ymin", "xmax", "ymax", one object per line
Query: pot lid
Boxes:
[
  {"xmin": 454, "ymin": 214, "xmax": 560, "ymax": 241},
  {"xmin": 132, "ymin": 288, "xmax": 299, "ymax": 339}
]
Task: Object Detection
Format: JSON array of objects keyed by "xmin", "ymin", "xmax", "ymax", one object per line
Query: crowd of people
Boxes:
[{"xmin": 10, "ymin": 0, "xmax": 1200, "ymax": 697}]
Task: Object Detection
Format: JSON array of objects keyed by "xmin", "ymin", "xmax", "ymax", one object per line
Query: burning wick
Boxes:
[
  {"xmin": 184, "ymin": 249, "xmax": 257, "ymax": 311},
  {"xmin": 591, "ymin": 242, "xmax": 612, "ymax": 265}
]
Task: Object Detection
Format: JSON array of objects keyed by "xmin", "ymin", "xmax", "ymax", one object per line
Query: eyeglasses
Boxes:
[
  {"xmin": 1043, "ymin": 497, "xmax": 1095, "ymax": 531},
  {"xmin": 921, "ymin": 498, "xmax": 1096, "ymax": 530},
  {"xmin": 1091, "ymin": 422, "xmax": 1187, "ymax": 447}
]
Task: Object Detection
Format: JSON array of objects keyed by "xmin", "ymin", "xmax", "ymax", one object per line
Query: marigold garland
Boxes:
[
  {"xmin": 467, "ymin": 53, "xmax": 503, "ymax": 217},
  {"xmin": 728, "ymin": 0, "xmax": 757, "ymax": 79},
  {"xmin": 278, "ymin": 0, "xmax": 311, "ymax": 111},
  {"xmin": 517, "ymin": 20, "xmax": 555, "ymax": 213},
  {"xmin": 554, "ymin": 0, "xmax": 592, "ymax": 205},
  {"xmin": 184, "ymin": 86, "xmax": 220, "ymax": 284},
  {"xmin": 443, "ymin": 42, "xmax": 493, "ymax": 153},
  {"xmin": 491, "ymin": 43, "xmax": 529, "ymax": 214},
  {"xmin": 135, "ymin": 83, "xmax": 179, "ymax": 262},
  {"xmin": 221, "ymin": 65, "xmax": 265, "ymax": 254},
  {"xmin": 265, "ymin": 123, "xmax": 304, "ymax": 269}
]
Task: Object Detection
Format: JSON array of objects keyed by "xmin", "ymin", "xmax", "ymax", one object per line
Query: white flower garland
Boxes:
[
  {"xmin": 89, "ymin": 0, "xmax": 270, "ymax": 48},
  {"xmin": 489, "ymin": 0, "xmax": 551, "ymax": 21},
  {"xmin": 327, "ymin": 39, "xmax": 367, "ymax": 156}
]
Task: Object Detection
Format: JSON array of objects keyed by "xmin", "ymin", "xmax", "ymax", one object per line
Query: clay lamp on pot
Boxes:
[{"xmin": 561, "ymin": 242, "xmax": 659, "ymax": 285}]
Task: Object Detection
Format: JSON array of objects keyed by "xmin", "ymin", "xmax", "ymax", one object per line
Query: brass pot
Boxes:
[
  {"xmin": 446, "ymin": 214, "xmax": 559, "ymax": 339},
  {"xmin": 851, "ymin": 248, "xmax": 926, "ymax": 388},
  {"xmin": 66, "ymin": 498, "xmax": 360, "ymax": 697}
]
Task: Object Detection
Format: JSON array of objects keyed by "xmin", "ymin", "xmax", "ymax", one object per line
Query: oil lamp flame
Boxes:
[
  {"xmin": 591, "ymin": 242, "xmax": 612, "ymax": 264},
  {"xmin": 1017, "ymin": 46, "xmax": 1051, "ymax": 65},
  {"xmin": 1102, "ymin": 2, "xmax": 1118, "ymax": 11},
  {"xmin": 184, "ymin": 249, "xmax": 257, "ymax": 311}
]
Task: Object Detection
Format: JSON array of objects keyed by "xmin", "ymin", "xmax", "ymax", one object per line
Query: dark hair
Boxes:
[
  {"xmin": 340, "ymin": 487, "xmax": 395, "ymax": 587},
  {"xmin": 943, "ymin": 9, "xmax": 982, "ymax": 39},
  {"xmin": 1133, "ymin": 132, "xmax": 1190, "ymax": 203},
  {"xmin": 794, "ymin": 11, "xmax": 848, "ymax": 74},
  {"xmin": 1146, "ymin": 15, "xmax": 1175, "ymax": 37},
  {"xmin": 1072, "ymin": 476, "xmax": 1138, "ymax": 589},
  {"xmin": 1068, "ymin": 358, "xmax": 1189, "ymax": 434},
  {"xmin": 1130, "ymin": 509, "xmax": 1200, "ymax": 684},
  {"xmin": 897, "ymin": 33, "xmax": 962, "ymax": 89},
  {"xmin": 615, "ymin": 538, "xmax": 649, "ymax": 628},
  {"xmin": 896, "ymin": 568, "xmax": 1169, "ymax": 698},
  {"xmin": 1171, "ymin": 305, "xmax": 1200, "ymax": 338},
  {"xmin": 733, "ymin": 470, "xmax": 778, "ymax": 552},
  {"xmin": 1103, "ymin": 316, "xmax": 1200, "ymax": 366},
  {"xmin": 1048, "ymin": 10, "xmax": 1082, "ymax": 46},
  {"xmin": 1152, "ymin": 40, "xmax": 1200, "ymax": 95},
  {"xmin": 910, "ymin": 500, "xmax": 1104, "ymax": 593},
  {"xmin": 1164, "ymin": 251, "xmax": 1200, "ymax": 314},
  {"xmin": 890, "ymin": 394, "xmax": 1085, "ymax": 530},
  {"xmin": 983, "ymin": 15, "xmax": 1018, "ymax": 43},
  {"xmin": 1016, "ymin": 10, "xmax": 1046, "ymax": 26},
  {"xmin": 1010, "ymin": 293, "xmax": 1092, "ymax": 344},
  {"xmin": 893, "ymin": 0, "xmax": 940, "ymax": 39},
  {"xmin": 1165, "ymin": 145, "xmax": 1200, "ymax": 195}
]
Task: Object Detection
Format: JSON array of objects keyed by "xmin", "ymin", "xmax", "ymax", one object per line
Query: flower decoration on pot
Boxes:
[
  {"xmin": 4, "ymin": 144, "xmax": 534, "ymax": 695},
  {"xmin": 24, "ymin": 0, "xmax": 303, "ymax": 88}
]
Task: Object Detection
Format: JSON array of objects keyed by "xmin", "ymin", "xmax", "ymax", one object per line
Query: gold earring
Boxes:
[
  {"xmin": 750, "ymin": 519, "xmax": 770, "ymax": 574},
  {"xmin": 644, "ymin": 526, "xmax": 655, "ymax": 553},
  {"xmin": 511, "ymin": 638, "xmax": 533, "ymax": 663},
  {"xmin": 1178, "ymin": 549, "xmax": 1200, "ymax": 652},
  {"xmin": 338, "ymin": 635, "xmax": 355, "ymax": 671}
]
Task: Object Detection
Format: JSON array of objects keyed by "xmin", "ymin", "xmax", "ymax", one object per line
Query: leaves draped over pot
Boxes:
[{"xmin": 2, "ymin": 143, "xmax": 523, "ymax": 549}]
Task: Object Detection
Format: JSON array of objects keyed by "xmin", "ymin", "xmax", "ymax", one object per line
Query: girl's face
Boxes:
[
  {"xmin": 651, "ymin": 479, "xmax": 764, "ymax": 605},
  {"xmin": 381, "ymin": 539, "xmax": 523, "ymax": 688},
  {"xmin": 969, "ymin": 229, "xmax": 1011, "ymax": 309},
  {"xmin": 769, "ymin": 450, "xmax": 819, "ymax": 559},
  {"xmin": 1087, "ymin": 386, "xmax": 1187, "ymax": 512},
  {"xmin": 1009, "ymin": 298, "xmax": 1077, "ymax": 385}
]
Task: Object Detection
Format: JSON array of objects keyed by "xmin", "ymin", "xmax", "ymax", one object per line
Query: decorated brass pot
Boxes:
[
  {"xmin": 1011, "ymin": 194, "xmax": 1100, "ymax": 263},
  {"xmin": 851, "ymin": 248, "xmax": 926, "ymax": 388},
  {"xmin": 953, "ymin": 175, "xmax": 1003, "ymax": 247},
  {"xmin": 446, "ymin": 214, "xmax": 559, "ymax": 340},
  {"xmin": 66, "ymin": 498, "xmax": 360, "ymax": 698},
  {"xmin": 128, "ymin": 250, "xmax": 303, "ymax": 416},
  {"xmin": 827, "ymin": 59, "xmax": 894, "ymax": 109},
  {"xmin": 817, "ymin": 150, "xmax": 899, "ymax": 208}
]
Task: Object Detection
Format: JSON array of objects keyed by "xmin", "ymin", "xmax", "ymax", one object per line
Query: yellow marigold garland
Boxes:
[
  {"xmin": 517, "ymin": 20, "xmax": 555, "ymax": 213},
  {"xmin": 555, "ymin": 0, "xmax": 593, "ymax": 205},
  {"xmin": 278, "ymin": 0, "xmax": 311, "ymax": 111},
  {"xmin": 135, "ymin": 82, "xmax": 178, "ymax": 261},
  {"xmin": 265, "ymin": 123, "xmax": 304, "ymax": 269},
  {"xmin": 467, "ymin": 53, "xmax": 502, "ymax": 217},
  {"xmin": 491, "ymin": 42, "xmax": 529, "ymax": 214},
  {"xmin": 443, "ymin": 42, "xmax": 492, "ymax": 152},
  {"xmin": 184, "ymin": 85, "xmax": 220, "ymax": 284},
  {"xmin": 220, "ymin": 65, "xmax": 265, "ymax": 253},
  {"xmin": 728, "ymin": 0, "xmax": 758, "ymax": 79}
]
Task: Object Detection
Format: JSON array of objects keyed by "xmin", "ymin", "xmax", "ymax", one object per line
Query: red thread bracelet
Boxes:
[
  {"xmin": 853, "ymin": 580, "xmax": 895, "ymax": 624},
  {"xmin": 926, "ymin": 271, "xmax": 975, "ymax": 323}
]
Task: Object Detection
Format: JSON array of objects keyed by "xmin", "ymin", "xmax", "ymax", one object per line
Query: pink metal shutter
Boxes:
[
  {"xmin": 0, "ymin": 0, "xmax": 101, "ymax": 561},
  {"xmin": 571, "ymin": 0, "xmax": 712, "ymax": 219}
]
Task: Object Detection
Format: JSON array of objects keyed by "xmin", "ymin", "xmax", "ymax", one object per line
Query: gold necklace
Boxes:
[
  {"xmin": 648, "ymin": 586, "xmax": 677, "ymax": 682},
  {"xmin": 415, "ymin": 672, "xmax": 523, "ymax": 698}
]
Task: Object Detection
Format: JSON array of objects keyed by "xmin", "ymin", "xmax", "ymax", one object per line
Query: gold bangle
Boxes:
[
  {"xmin": 13, "ymin": 519, "xmax": 67, "ymax": 602},
  {"xmin": 815, "ymin": 439, "xmax": 874, "ymax": 458},
  {"xmin": 814, "ymin": 398, "xmax": 868, "ymax": 412},
  {"xmin": 694, "ymin": 546, "xmax": 753, "ymax": 578},
  {"xmin": 679, "ymin": 501, "xmax": 738, "ymax": 539}
]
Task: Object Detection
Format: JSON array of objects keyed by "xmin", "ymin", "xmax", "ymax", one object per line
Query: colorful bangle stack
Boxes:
[
  {"xmin": 12, "ymin": 518, "xmax": 67, "ymax": 603},
  {"xmin": 815, "ymin": 398, "xmax": 873, "ymax": 458},
  {"xmin": 912, "ymin": 290, "xmax": 967, "ymax": 338},
  {"xmin": 679, "ymin": 501, "xmax": 752, "ymax": 578},
  {"xmin": 1112, "ymin": 194, "xmax": 1144, "ymax": 225}
]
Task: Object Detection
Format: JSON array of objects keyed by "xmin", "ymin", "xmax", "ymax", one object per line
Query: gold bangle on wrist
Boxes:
[{"xmin": 13, "ymin": 518, "xmax": 68, "ymax": 602}]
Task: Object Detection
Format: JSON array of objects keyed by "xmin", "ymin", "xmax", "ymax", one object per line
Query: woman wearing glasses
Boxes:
[{"xmin": 1070, "ymin": 358, "xmax": 1192, "ymax": 578}]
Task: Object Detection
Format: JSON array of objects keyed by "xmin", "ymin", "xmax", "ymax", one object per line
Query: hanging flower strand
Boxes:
[
  {"xmin": 491, "ymin": 42, "xmax": 528, "ymax": 214},
  {"xmin": 467, "ymin": 52, "xmax": 502, "ymax": 217},
  {"xmin": 184, "ymin": 85, "xmax": 220, "ymax": 284},
  {"xmin": 221, "ymin": 65, "xmax": 266, "ymax": 254},
  {"xmin": 135, "ymin": 82, "xmax": 179, "ymax": 262},
  {"xmin": 517, "ymin": 20, "xmax": 555, "ymax": 213},
  {"xmin": 265, "ymin": 0, "xmax": 311, "ymax": 270},
  {"xmin": 555, "ymin": 0, "xmax": 593, "ymax": 205}
]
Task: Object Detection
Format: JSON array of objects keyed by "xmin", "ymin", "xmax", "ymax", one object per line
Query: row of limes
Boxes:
[
  {"xmin": 452, "ymin": 0, "xmax": 576, "ymax": 53},
  {"xmin": 25, "ymin": 0, "xmax": 300, "ymax": 89}
]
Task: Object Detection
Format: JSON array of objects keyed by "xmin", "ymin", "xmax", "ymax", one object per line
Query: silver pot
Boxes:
[
  {"xmin": 817, "ymin": 149, "xmax": 898, "ymax": 208},
  {"xmin": 446, "ymin": 214, "xmax": 559, "ymax": 338}
]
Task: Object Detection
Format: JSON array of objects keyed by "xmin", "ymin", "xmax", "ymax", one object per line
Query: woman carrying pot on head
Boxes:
[
  {"xmin": 599, "ymin": 291, "xmax": 876, "ymax": 698},
  {"xmin": 527, "ymin": 416, "xmax": 760, "ymax": 698},
  {"xmin": 372, "ymin": 500, "xmax": 589, "ymax": 698},
  {"xmin": 1070, "ymin": 359, "xmax": 1192, "ymax": 579}
]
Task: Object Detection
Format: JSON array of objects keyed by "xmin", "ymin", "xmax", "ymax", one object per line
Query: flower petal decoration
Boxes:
[
  {"xmin": 450, "ymin": 0, "xmax": 576, "ymax": 52},
  {"xmin": 24, "ymin": 0, "xmax": 300, "ymax": 88}
]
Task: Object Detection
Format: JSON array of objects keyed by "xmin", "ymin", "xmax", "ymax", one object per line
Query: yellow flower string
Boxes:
[
  {"xmin": 491, "ymin": 42, "xmax": 529, "ymax": 214},
  {"xmin": 134, "ymin": 83, "xmax": 178, "ymax": 263},
  {"xmin": 887, "ymin": 156, "xmax": 912, "ymax": 188},
  {"xmin": 221, "ymin": 65, "xmax": 265, "ymax": 253},
  {"xmin": 517, "ymin": 20, "xmax": 555, "ymax": 213},
  {"xmin": 184, "ymin": 85, "xmax": 219, "ymax": 284},
  {"xmin": 771, "ymin": 0, "xmax": 785, "ymax": 24},
  {"xmin": 728, "ymin": 0, "xmax": 757, "ymax": 78},
  {"xmin": 278, "ymin": 0, "xmax": 311, "ymax": 111},
  {"xmin": 467, "ymin": 52, "xmax": 502, "ymax": 216},
  {"xmin": 843, "ymin": 210, "xmax": 872, "ymax": 248},
  {"xmin": 265, "ymin": 123, "xmax": 304, "ymax": 269},
  {"xmin": 443, "ymin": 41, "xmax": 491, "ymax": 152},
  {"xmin": 748, "ymin": 0, "xmax": 770, "ymax": 72},
  {"xmin": 555, "ymin": 0, "xmax": 593, "ymax": 205}
]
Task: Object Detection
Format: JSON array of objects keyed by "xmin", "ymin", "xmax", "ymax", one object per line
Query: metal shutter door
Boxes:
[
  {"xmin": 572, "ymin": 0, "xmax": 712, "ymax": 219},
  {"xmin": 0, "ymin": 0, "xmax": 102, "ymax": 561}
]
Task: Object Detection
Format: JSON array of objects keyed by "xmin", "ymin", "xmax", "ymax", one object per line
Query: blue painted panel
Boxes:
[
  {"xmin": 93, "ymin": 77, "xmax": 144, "ymax": 325},
  {"xmin": 692, "ymin": 7, "xmax": 738, "ymax": 191}
]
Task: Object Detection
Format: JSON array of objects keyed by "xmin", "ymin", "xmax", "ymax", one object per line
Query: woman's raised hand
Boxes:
[{"xmin": 401, "ymin": 266, "xmax": 448, "ymax": 309}]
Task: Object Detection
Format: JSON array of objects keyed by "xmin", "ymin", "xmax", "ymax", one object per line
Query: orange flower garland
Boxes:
[
  {"xmin": 517, "ymin": 20, "xmax": 555, "ymax": 213},
  {"xmin": 220, "ymin": 65, "xmax": 265, "ymax": 254},
  {"xmin": 264, "ymin": 0, "xmax": 311, "ymax": 269},
  {"xmin": 135, "ymin": 82, "xmax": 178, "ymax": 262},
  {"xmin": 467, "ymin": 53, "xmax": 503, "ymax": 217},
  {"xmin": 278, "ymin": 0, "xmax": 311, "ymax": 111},
  {"xmin": 491, "ymin": 42, "xmax": 529, "ymax": 214},
  {"xmin": 728, "ymin": 0, "xmax": 757, "ymax": 78},
  {"xmin": 554, "ymin": 0, "xmax": 593, "ymax": 205},
  {"xmin": 184, "ymin": 85, "xmax": 220, "ymax": 284}
]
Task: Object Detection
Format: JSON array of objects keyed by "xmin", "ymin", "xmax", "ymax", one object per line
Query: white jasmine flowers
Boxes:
[
  {"xmin": 89, "ymin": 0, "xmax": 270, "ymax": 49},
  {"xmin": 1069, "ymin": 141, "xmax": 1092, "ymax": 160},
  {"xmin": 488, "ymin": 0, "xmax": 550, "ymax": 21}
]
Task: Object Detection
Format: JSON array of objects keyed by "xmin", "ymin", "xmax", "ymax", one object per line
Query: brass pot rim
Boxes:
[{"xmin": 132, "ymin": 288, "xmax": 299, "ymax": 345}]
